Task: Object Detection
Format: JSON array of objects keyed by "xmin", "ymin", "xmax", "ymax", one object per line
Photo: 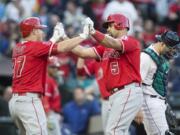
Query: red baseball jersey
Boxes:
[
  {"xmin": 44, "ymin": 75, "xmax": 61, "ymax": 113},
  {"xmin": 12, "ymin": 41, "xmax": 58, "ymax": 94},
  {"xmin": 77, "ymin": 60, "xmax": 110, "ymax": 99},
  {"xmin": 93, "ymin": 35, "xmax": 141, "ymax": 91}
]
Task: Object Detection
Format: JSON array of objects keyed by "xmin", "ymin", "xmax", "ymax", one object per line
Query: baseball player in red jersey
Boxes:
[
  {"xmin": 43, "ymin": 56, "xmax": 62, "ymax": 135},
  {"xmin": 71, "ymin": 14, "xmax": 143, "ymax": 135},
  {"xmin": 77, "ymin": 58, "xmax": 110, "ymax": 130},
  {"xmin": 9, "ymin": 17, "xmax": 92, "ymax": 135}
]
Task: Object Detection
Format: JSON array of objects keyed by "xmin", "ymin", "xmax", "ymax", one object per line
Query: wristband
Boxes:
[{"xmin": 92, "ymin": 30, "xmax": 105, "ymax": 42}]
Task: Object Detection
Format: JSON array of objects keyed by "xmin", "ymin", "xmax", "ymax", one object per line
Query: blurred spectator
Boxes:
[
  {"xmin": 0, "ymin": 1, "xmax": 5, "ymax": 20},
  {"xmin": 168, "ymin": 56, "xmax": 180, "ymax": 92},
  {"xmin": 80, "ymin": 0, "xmax": 98, "ymax": 29},
  {"xmin": 46, "ymin": 14, "xmax": 60, "ymax": 39},
  {"xmin": 0, "ymin": 19, "xmax": 20, "ymax": 57},
  {"xmin": 102, "ymin": 0, "xmax": 138, "ymax": 35},
  {"xmin": 45, "ymin": 0, "xmax": 61, "ymax": 15},
  {"xmin": 155, "ymin": 0, "xmax": 169, "ymax": 23},
  {"xmin": 0, "ymin": 86, "xmax": 11, "ymax": 116},
  {"xmin": 63, "ymin": 87, "xmax": 100, "ymax": 135},
  {"xmin": 171, "ymin": 76, "xmax": 180, "ymax": 92},
  {"xmin": 0, "ymin": 86, "xmax": 16, "ymax": 135},
  {"xmin": 3, "ymin": 0, "xmax": 24, "ymax": 22},
  {"xmin": 91, "ymin": 0, "xmax": 107, "ymax": 30},
  {"xmin": 166, "ymin": 0, "xmax": 180, "ymax": 35},
  {"xmin": 38, "ymin": 6, "xmax": 49, "ymax": 26},
  {"xmin": 63, "ymin": 0, "xmax": 86, "ymax": 34},
  {"xmin": 42, "ymin": 57, "xmax": 62, "ymax": 135},
  {"xmin": 20, "ymin": 0, "xmax": 35, "ymax": 19},
  {"xmin": 142, "ymin": 19, "xmax": 156, "ymax": 48},
  {"xmin": 65, "ymin": 25, "xmax": 76, "ymax": 37},
  {"xmin": 131, "ymin": 0, "xmax": 155, "ymax": 20}
]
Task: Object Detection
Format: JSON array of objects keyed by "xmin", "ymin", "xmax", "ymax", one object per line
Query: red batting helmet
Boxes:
[
  {"xmin": 20, "ymin": 17, "xmax": 47, "ymax": 38},
  {"xmin": 102, "ymin": 14, "xmax": 130, "ymax": 30}
]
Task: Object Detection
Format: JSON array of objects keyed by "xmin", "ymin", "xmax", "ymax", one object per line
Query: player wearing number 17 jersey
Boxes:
[{"xmin": 9, "ymin": 17, "xmax": 91, "ymax": 135}]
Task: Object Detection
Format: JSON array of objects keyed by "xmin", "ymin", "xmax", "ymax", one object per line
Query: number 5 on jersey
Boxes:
[{"xmin": 110, "ymin": 61, "xmax": 119, "ymax": 75}]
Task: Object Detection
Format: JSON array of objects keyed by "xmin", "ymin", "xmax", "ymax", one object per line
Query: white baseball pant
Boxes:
[
  {"xmin": 101, "ymin": 99, "xmax": 110, "ymax": 131},
  {"xmin": 142, "ymin": 94, "xmax": 169, "ymax": 135},
  {"xmin": 105, "ymin": 83, "xmax": 143, "ymax": 135},
  {"xmin": 9, "ymin": 93, "xmax": 48, "ymax": 135}
]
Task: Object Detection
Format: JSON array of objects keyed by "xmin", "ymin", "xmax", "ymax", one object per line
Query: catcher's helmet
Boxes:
[
  {"xmin": 156, "ymin": 31, "xmax": 180, "ymax": 48},
  {"xmin": 156, "ymin": 31, "xmax": 180, "ymax": 59},
  {"xmin": 102, "ymin": 13, "xmax": 129, "ymax": 30},
  {"xmin": 20, "ymin": 17, "xmax": 47, "ymax": 38}
]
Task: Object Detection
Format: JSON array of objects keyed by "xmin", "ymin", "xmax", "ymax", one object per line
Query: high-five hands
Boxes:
[
  {"xmin": 79, "ymin": 17, "xmax": 95, "ymax": 39},
  {"xmin": 50, "ymin": 22, "xmax": 67, "ymax": 43},
  {"xmin": 84, "ymin": 17, "xmax": 95, "ymax": 34}
]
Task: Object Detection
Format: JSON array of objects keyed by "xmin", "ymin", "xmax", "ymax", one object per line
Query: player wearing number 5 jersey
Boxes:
[
  {"xmin": 72, "ymin": 14, "xmax": 143, "ymax": 135},
  {"xmin": 9, "ymin": 17, "xmax": 91, "ymax": 135}
]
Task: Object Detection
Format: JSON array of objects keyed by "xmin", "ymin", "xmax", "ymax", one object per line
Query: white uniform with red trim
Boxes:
[
  {"xmin": 9, "ymin": 41, "xmax": 58, "ymax": 135},
  {"xmin": 93, "ymin": 35, "xmax": 143, "ymax": 135}
]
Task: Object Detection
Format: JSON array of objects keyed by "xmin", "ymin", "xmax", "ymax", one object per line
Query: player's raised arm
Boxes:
[
  {"xmin": 70, "ymin": 18, "xmax": 99, "ymax": 59},
  {"xmin": 85, "ymin": 17, "xmax": 129, "ymax": 51},
  {"xmin": 49, "ymin": 22, "xmax": 90, "ymax": 53},
  {"xmin": 92, "ymin": 32, "xmax": 123, "ymax": 51}
]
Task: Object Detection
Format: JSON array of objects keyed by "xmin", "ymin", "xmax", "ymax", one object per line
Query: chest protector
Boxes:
[{"xmin": 143, "ymin": 48, "xmax": 170, "ymax": 97}]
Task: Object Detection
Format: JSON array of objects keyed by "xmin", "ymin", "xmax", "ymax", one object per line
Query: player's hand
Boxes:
[
  {"xmin": 84, "ymin": 17, "xmax": 95, "ymax": 35},
  {"xmin": 50, "ymin": 22, "xmax": 67, "ymax": 43},
  {"xmin": 79, "ymin": 17, "xmax": 94, "ymax": 39},
  {"xmin": 79, "ymin": 21, "xmax": 90, "ymax": 39}
]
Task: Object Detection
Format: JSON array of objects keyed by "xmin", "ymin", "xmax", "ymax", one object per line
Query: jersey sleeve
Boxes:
[
  {"xmin": 32, "ymin": 41, "xmax": 58, "ymax": 57},
  {"xmin": 85, "ymin": 61, "xmax": 96, "ymax": 75},
  {"xmin": 92, "ymin": 45, "xmax": 105, "ymax": 61},
  {"xmin": 119, "ymin": 36, "xmax": 140, "ymax": 53}
]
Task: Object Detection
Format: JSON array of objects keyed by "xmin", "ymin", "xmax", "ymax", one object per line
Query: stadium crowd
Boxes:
[{"xmin": 0, "ymin": 0, "xmax": 179, "ymax": 135}]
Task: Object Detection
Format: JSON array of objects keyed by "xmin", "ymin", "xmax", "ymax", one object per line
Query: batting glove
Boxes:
[
  {"xmin": 79, "ymin": 17, "xmax": 94, "ymax": 39},
  {"xmin": 84, "ymin": 17, "xmax": 95, "ymax": 34},
  {"xmin": 50, "ymin": 22, "xmax": 67, "ymax": 43}
]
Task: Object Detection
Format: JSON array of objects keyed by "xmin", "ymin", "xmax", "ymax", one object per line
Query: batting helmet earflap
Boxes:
[
  {"xmin": 102, "ymin": 13, "xmax": 130, "ymax": 30},
  {"xmin": 20, "ymin": 17, "xmax": 47, "ymax": 38}
]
